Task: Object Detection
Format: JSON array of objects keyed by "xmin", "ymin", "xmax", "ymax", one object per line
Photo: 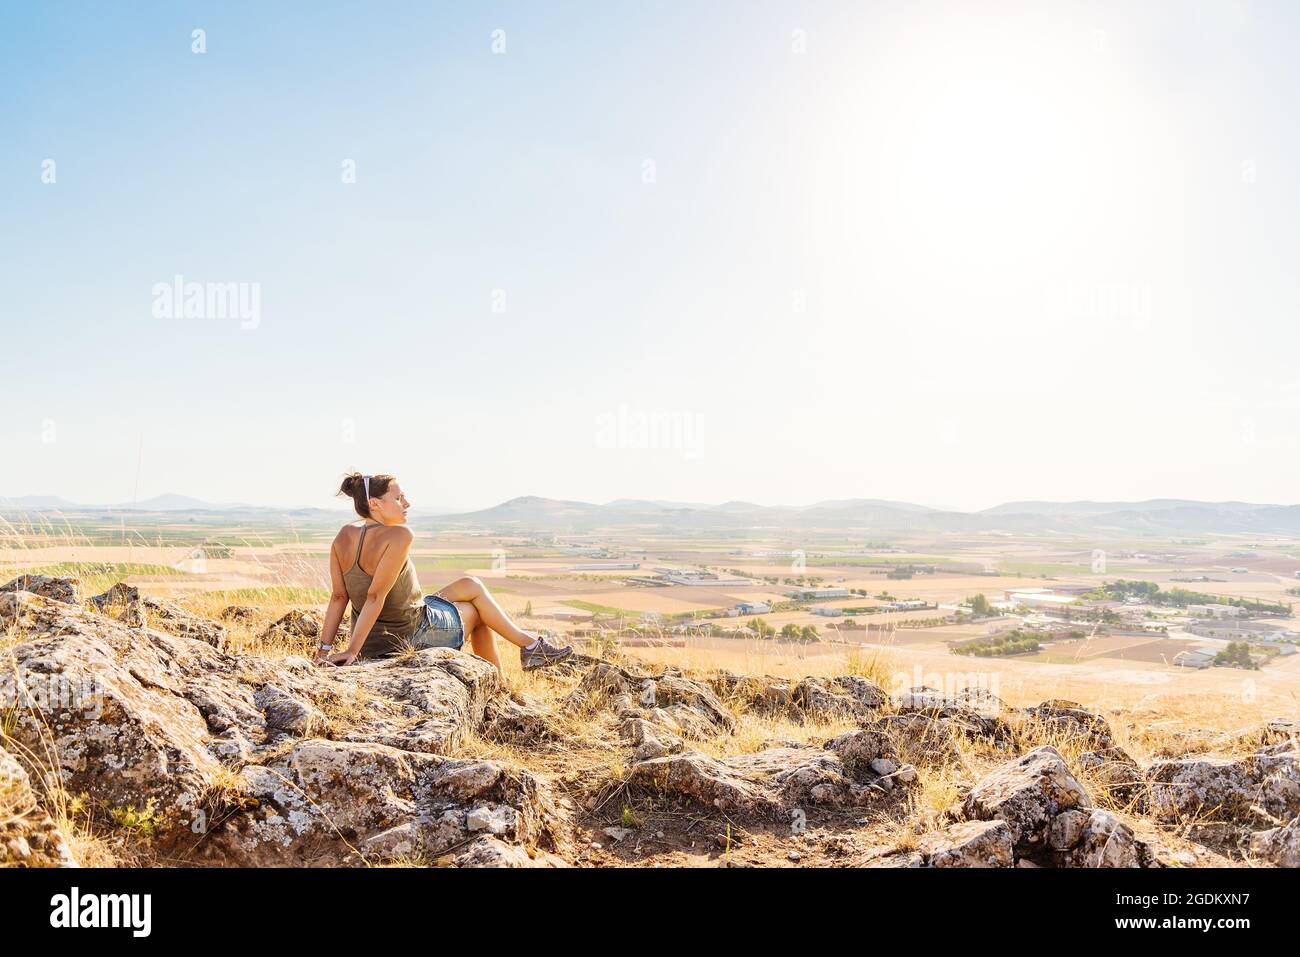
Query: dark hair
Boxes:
[{"xmin": 338, "ymin": 472, "xmax": 395, "ymax": 518}]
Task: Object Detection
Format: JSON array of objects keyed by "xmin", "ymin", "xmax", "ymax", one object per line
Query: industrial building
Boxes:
[{"xmin": 786, "ymin": 586, "xmax": 851, "ymax": 600}]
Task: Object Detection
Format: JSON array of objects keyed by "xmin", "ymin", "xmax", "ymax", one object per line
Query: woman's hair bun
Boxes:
[{"xmin": 336, "ymin": 472, "xmax": 394, "ymax": 519}]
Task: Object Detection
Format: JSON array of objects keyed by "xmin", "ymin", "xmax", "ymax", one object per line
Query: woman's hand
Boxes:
[{"xmin": 326, "ymin": 649, "xmax": 358, "ymax": 666}]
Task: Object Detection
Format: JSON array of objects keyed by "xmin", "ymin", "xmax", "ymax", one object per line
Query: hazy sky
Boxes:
[{"xmin": 3, "ymin": 1, "xmax": 1299, "ymax": 512}]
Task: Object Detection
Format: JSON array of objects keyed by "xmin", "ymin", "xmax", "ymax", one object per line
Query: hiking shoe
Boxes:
[{"xmin": 521, "ymin": 634, "xmax": 574, "ymax": 670}]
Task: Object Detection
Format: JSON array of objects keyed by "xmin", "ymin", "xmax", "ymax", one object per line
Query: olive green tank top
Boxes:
[{"xmin": 342, "ymin": 523, "xmax": 423, "ymax": 658}]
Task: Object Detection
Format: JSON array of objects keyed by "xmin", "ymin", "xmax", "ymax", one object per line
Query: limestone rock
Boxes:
[
  {"xmin": 792, "ymin": 675, "xmax": 888, "ymax": 721},
  {"xmin": 823, "ymin": 729, "xmax": 899, "ymax": 780},
  {"xmin": 709, "ymin": 671, "xmax": 887, "ymax": 724},
  {"xmin": 568, "ymin": 661, "xmax": 736, "ymax": 738},
  {"xmin": 1051, "ymin": 808, "xmax": 1141, "ymax": 867},
  {"xmin": 1020, "ymin": 699, "xmax": 1113, "ymax": 749},
  {"xmin": 1, "ymin": 574, "xmax": 80, "ymax": 604},
  {"xmin": 918, "ymin": 819, "xmax": 1015, "ymax": 868},
  {"xmin": 709, "ymin": 673, "xmax": 795, "ymax": 715},
  {"xmin": 620, "ymin": 716, "xmax": 684, "ymax": 761},
  {"xmin": 453, "ymin": 835, "xmax": 566, "ymax": 867},
  {"xmin": 865, "ymin": 850, "xmax": 926, "ymax": 867},
  {"xmin": 870, "ymin": 713, "xmax": 963, "ymax": 766},
  {"xmin": 220, "ymin": 605, "xmax": 257, "ymax": 623},
  {"xmin": 1250, "ymin": 815, "xmax": 1300, "ymax": 867},
  {"xmin": 0, "ymin": 589, "xmax": 563, "ymax": 866},
  {"xmin": 628, "ymin": 746, "xmax": 875, "ymax": 818},
  {"xmin": 1077, "ymin": 746, "xmax": 1145, "ymax": 804},
  {"xmin": 254, "ymin": 684, "xmax": 324, "ymax": 737},
  {"xmin": 1260, "ymin": 718, "xmax": 1300, "ymax": 747},
  {"xmin": 1253, "ymin": 748, "xmax": 1300, "ymax": 821},
  {"xmin": 259, "ymin": 609, "xmax": 343, "ymax": 643},
  {"xmin": 892, "ymin": 685, "xmax": 1005, "ymax": 717},
  {"xmin": 88, "ymin": 582, "xmax": 227, "ymax": 649},
  {"xmin": 1144, "ymin": 750, "xmax": 1300, "ymax": 824},
  {"xmin": 962, "ymin": 745, "xmax": 1092, "ymax": 852},
  {"xmin": 483, "ymin": 692, "xmax": 554, "ymax": 744}
]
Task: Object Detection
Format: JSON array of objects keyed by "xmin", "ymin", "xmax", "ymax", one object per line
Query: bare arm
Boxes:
[
  {"xmin": 329, "ymin": 526, "xmax": 414, "ymax": 664},
  {"xmin": 315, "ymin": 540, "xmax": 350, "ymax": 662}
]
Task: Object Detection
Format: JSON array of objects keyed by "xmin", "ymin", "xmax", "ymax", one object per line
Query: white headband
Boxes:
[{"xmin": 363, "ymin": 475, "xmax": 371, "ymax": 500}]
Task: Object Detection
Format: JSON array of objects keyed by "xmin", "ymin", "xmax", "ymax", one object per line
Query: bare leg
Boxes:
[
  {"xmin": 449, "ymin": 601, "xmax": 502, "ymax": 674},
  {"xmin": 467, "ymin": 622, "xmax": 502, "ymax": 672},
  {"xmin": 436, "ymin": 576, "xmax": 535, "ymax": 648}
]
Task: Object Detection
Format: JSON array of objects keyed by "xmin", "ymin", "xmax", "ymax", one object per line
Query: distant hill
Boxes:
[
  {"xmin": 446, "ymin": 495, "xmax": 1300, "ymax": 536},
  {"xmin": 603, "ymin": 498, "xmax": 713, "ymax": 511},
  {"xmin": 7, "ymin": 492, "xmax": 1300, "ymax": 536},
  {"xmin": 979, "ymin": 499, "xmax": 1266, "ymax": 517}
]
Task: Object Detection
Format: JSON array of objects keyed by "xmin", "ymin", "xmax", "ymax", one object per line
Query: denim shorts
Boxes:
[{"xmin": 411, "ymin": 594, "xmax": 464, "ymax": 650}]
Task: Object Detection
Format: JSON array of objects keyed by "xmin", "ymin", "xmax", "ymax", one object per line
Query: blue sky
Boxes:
[{"xmin": 3, "ymin": 1, "xmax": 1300, "ymax": 511}]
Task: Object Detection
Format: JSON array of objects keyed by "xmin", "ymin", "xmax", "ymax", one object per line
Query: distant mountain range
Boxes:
[
  {"xmin": 444, "ymin": 496, "xmax": 1300, "ymax": 536},
  {"xmin": 4, "ymin": 493, "xmax": 1300, "ymax": 536}
]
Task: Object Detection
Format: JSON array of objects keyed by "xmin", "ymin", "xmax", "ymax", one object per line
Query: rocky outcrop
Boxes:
[
  {"xmin": 483, "ymin": 692, "xmax": 556, "ymax": 745},
  {"xmin": 1076, "ymin": 746, "xmax": 1145, "ymax": 805},
  {"xmin": 220, "ymin": 605, "xmax": 256, "ymax": 623},
  {"xmin": 792, "ymin": 675, "xmax": 889, "ymax": 721},
  {"xmin": 917, "ymin": 820, "xmax": 1015, "ymax": 868},
  {"xmin": 1259, "ymin": 718, "xmax": 1300, "ymax": 747},
  {"xmin": 954, "ymin": 746, "xmax": 1165, "ymax": 867},
  {"xmin": 1018, "ymin": 699, "xmax": 1114, "ymax": 749},
  {"xmin": 871, "ymin": 713, "xmax": 964, "ymax": 766},
  {"xmin": 961, "ymin": 746, "xmax": 1092, "ymax": 853},
  {"xmin": 620, "ymin": 716, "xmax": 684, "ymax": 761},
  {"xmin": 87, "ymin": 582, "xmax": 228, "ymax": 650},
  {"xmin": 568, "ymin": 661, "xmax": 736, "ymax": 739},
  {"xmin": 627, "ymin": 732, "xmax": 914, "ymax": 819},
  {"xmin": 0, "ymin": 587, "xmax": 564, "ymax": 866},
  {"xmin": 1048, "ymin": 808, "xmax": 1142, "ymax": 867},
  {"xmin": 0, "ymin": 747, "xmax": 77, "ymax": 867},
  {"xmin": 259, "ymin": 609, "xmax": 345, "ymax": 644},
  {"xmin": 710, "ymin": 673, "xmax": 795, "ymax": 715},
  {"xmin": 197, "ymin": 739, "xmax": 565, "ymax": 866},
  {"xmin": 710, "ymin": 672, "xmax": 888, "ymax": 723},
  {"xmin": 1249, "ymin": 815, "xmax": 1300, "ymax": 867},
  {"xmin": 1146, "ymin": 746, "xmax": 1300, "ymax": 824},
  {"xmin": 1, "ymin": 574, "xmax": 80, "ymax": 604},
  {"xmin": 891, "ymin": 685, "xmax": 1006, "ymax": 718}
]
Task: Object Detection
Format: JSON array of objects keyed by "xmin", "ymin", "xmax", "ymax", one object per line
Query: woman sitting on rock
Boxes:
[{"xmin": 315, "ymin": 472, "xmax": 572, "ymax": 674}]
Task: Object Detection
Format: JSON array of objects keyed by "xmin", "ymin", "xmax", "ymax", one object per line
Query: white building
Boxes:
[
  {"xmin": 890, "ymin": 599, "xmax": 929, "ymax": 611},
  {"xmin": 1173, "ymin": 649, "xmax": 1215, "ymax": 669},
  {"xmin": 811, "ymin": 605, "xmax": 843, "ymax": 617},
  {"xmin": 786, "ymin": 586, "xmax": 851, "ymax": 600},
  {"xmin": 1187, "ymin": 603, "xmax": 1242, "ymax": 618},
  {"xmin": 1009, "ymin": 592, "xmax": 1077, "ymax": 610},
  {"xmin": 735, "ymin": 601, "xmax": 771, "ymax": 615},
  {"xmin": 656, "ymin": 567, "xmax": 753, "ymax": 586},
  {"xmin": 1186, "ymin": 619, "xmax": 1294, "ymax": 641}
]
